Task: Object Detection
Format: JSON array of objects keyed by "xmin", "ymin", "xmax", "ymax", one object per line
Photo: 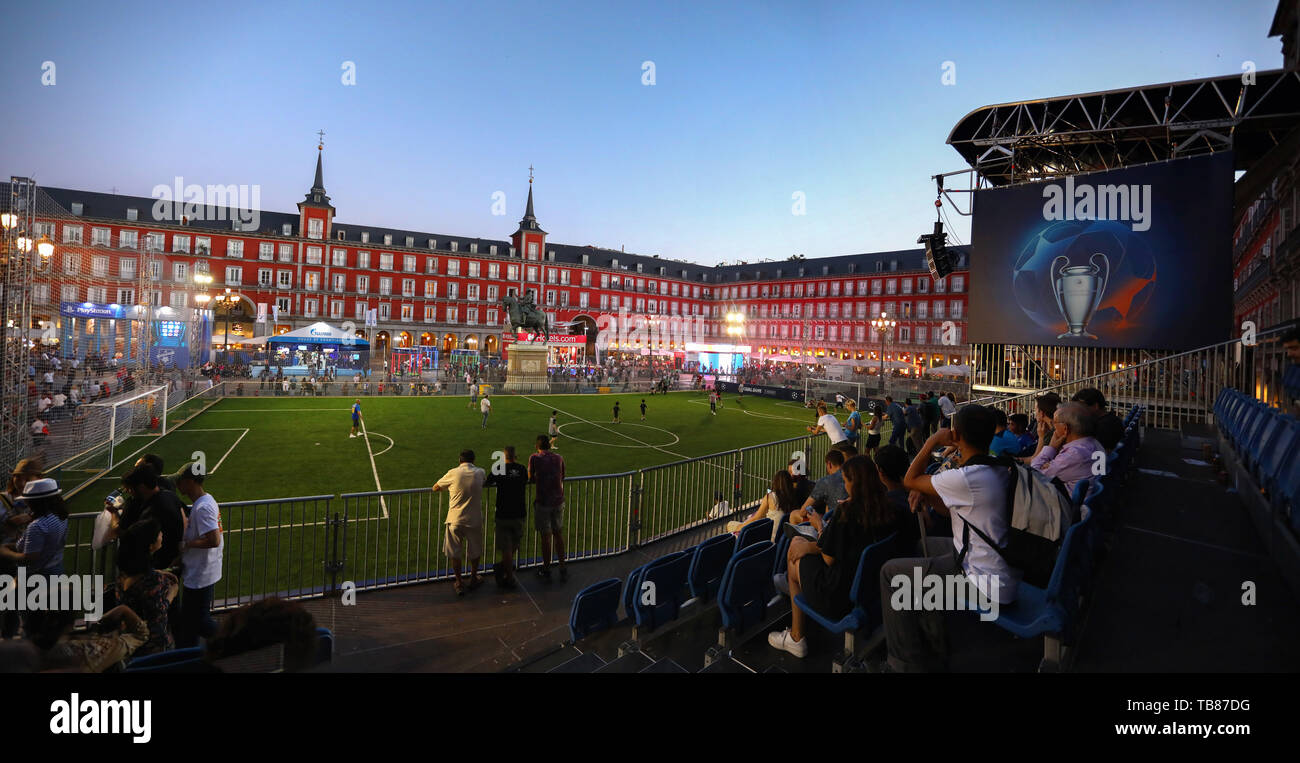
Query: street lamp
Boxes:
[
  {"xmin": 213, "ymin": 287, "xmax": 239, "ymax": 359},
  {"xmin": 871, "ymin": 311, "xmax": 897, "ymax": 396}
]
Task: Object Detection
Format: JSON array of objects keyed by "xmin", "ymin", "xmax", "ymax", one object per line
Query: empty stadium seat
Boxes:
[
  {"xmin": 622, "ymin": 560, "xmax": 652, "ymax": 621},
  {"xmin": 718, "ymin": 541, "xmax": 778, "ymax": 635},
  {"xmin": 792, "ymin": 531, "xmax": 900, "ymax": 667},
  {"xmin": 569, "ymin": 578, "xmax": 623, "ymax": 641},
  {"xmin": 988, "ymin": 510, "xmax": 1095, "ymax": 671},
  {"xmin": 688, "ymin": 534, "xmax": 735, "ymax": 602},
  {"xmin": 314, "ymin": 627, "xmax": 334, "ymax": 667},
  {"xmin": 632, "ymin": 550, "xmax": 693, "ymax": 632},
  {"xmin": 736, "ymin": 517, "xmax": 774, "ymax": 550}
]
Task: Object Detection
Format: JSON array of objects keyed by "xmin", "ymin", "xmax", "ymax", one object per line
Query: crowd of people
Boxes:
[
  {"xmin": 0, "ymin": 453, "xmax": 324, "ymax": 673},
  {"xmin": 709, "ymin": 385, "xmax": 1126, "ymax": 667}
]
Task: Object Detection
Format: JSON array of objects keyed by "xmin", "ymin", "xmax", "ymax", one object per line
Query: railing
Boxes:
[
  {"xmin": 968, "ymin": 325, "xmax": 1295, "ymax": 429},
  {"xmin": 224, "ymin": 377, "xmax": 673, "ymax": 397},
  {"xmin": 60, "ymin": 433, "xmax": 833, "ymax": 610}
]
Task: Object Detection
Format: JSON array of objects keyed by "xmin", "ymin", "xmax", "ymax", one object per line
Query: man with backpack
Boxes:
[{"xmin": 878, "ymin": 404, "xmax": 1018, "ymax": 672}]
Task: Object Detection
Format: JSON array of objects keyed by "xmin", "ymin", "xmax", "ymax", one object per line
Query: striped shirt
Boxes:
[{"xmin": 18, "ymin": 513, "xmax": 67, "ymax": 575}]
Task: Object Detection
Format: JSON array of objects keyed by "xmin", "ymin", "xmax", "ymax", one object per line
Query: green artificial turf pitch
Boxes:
[{"xmin": 59, "ymin": 390, "xmax": 895, "ymax": 602}]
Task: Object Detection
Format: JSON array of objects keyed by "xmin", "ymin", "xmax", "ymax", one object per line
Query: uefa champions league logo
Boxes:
[{"xmin": 1051, "ymin": 253, "xmax": 1109, "ymax": 340}]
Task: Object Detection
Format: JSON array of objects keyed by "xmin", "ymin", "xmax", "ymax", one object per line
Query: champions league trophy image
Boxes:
[{"xmin": 1051, "ymin": 252, "xmax": 1110, "ymax": 340}]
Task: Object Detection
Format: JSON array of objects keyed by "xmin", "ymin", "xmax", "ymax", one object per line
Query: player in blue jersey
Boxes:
[{"xmin": 350, "ymin": 399, "xmax": 362, "ymax": 438}]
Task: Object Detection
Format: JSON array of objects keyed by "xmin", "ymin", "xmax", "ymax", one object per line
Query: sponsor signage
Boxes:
[
  {"xmin": 60, "ymin": 302, "xmax": 127, "ymax": 320},
  {"xmin": 502, "ymin": 332, "xmax": 586, "ymax": 345}
]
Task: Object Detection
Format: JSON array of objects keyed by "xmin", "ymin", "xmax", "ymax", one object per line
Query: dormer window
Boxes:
[
  {"xmin": 383, "ymin": 234, "xmax": 392, "ymax": 245},
  {"xmin": 470, "ymin": 243, "xmax": 478, "ymax": 254},
  {"xmin": 283, "ymin": 223, "xmax": 293, "ymax": 236},
  {"xmin": 428, "ymin": 238, "xmax": 436, "ymax": 249},
  {"xmin": 126, "ymin": 208, "xmax": 138, "ymax": 221},
  {"xmin": 405, "ymin": 236, "xmax": 414, "ymax": 247},
  {"xmin": 450, "ymin": 241, "xmax": 458, "ymax": 252},
  {"xmin": 71, "ymin": 202, "xmax": 83, "ymax": 216},
  {"xmin": 361, "ymin": 232, "xmax": 370, "ymax": 244},
  {"xmin": 336, "ymin": 230, "xmax": 345, "ymax": 240}
]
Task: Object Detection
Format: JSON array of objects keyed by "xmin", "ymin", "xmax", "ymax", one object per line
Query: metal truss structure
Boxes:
[
  {"xmin": 945, "ymin": 68, "xmax": 1300, "ymax": 188},
  {"xmin": 1, "ymin": 178, "xmax": 38, "ymax": 471}
]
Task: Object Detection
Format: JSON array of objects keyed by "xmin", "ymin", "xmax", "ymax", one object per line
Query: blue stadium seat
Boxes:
[
  {"xmin": 1259, "ymin": 416, "xmax": 1299, "ymax": 495},
  {"xmin": 314, "ymin": 627, "xmax": 334, "ymax": 666},
  {"xmin": 125, "ymin": 647, "xmax": 206, "ymax": 673},
  {"xmin": 622, "ymin": 561, "xmax": 652, "ymax": 621},
  {"xmin": 569, "ymin": 578, "xmax": 623, "ymax": 641},
  {"xmin": 1248, "ymin": 411, "xmax": 1283, "ymax": 476},
  {"xmin": 688, "ymin": 534, "xmax": 735, "ymax": 602},
  {"xmin": 772, "ymin": 532, "xmax": 792, "ymax": 579},
  {"xmin": 736, "ymin": 517, "xmax": 773, "ymax": 550},
  {"xmin": 718, "ymin": 541, "xmax": 777, "ymax": 635},
  {"xmin": 988, "ymin": 510, "xmax": 1095, "ymax": 670},
  {"xmin": 632, "ymin": 550, "xmax": 693, "ymax": 631},
  {"xmin": 792, "ymin": 532, "xmax": 899, "ymax": 659}
]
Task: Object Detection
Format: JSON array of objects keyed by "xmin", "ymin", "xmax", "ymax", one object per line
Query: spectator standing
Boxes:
[
  {"xmin": 904, "ymin": 399, "xmax": 926, "ymax": 455},
  {"xmin": 528, "ymin": 435, "xmax": 567, "ymax": 582},
  {"xmin": 808, "ymin": 403, "xmax": 849, "ymax": 446},
  {"xmin": 0, "ymin": 459, "xmax": 41, "ymax": 638},
  {"xmin": 938, "ymin": 392, "xmax": 957, "ymax": 429},
  {"xmin": 885, "ymin": 395, "xmax": 907, "ymax": 450},
  {"xmin": 432, "ymin": 450, "xmax": 486, "ymax": 596},
  {"xmin": 117, "ymin": 465, "xmax": 185, "ymax": 570},
  {"xmin": 480, "ymin": 393, "xmax": 492, "ymax": 429},
  {"xmin": 843, "ymin": 400, "xmax": 863, "ymax": 453},
  {"xmin": 485, "ymin": 445, "xmax": 528, "ymax": 589},
  {"xmin": 175, "ymin": 462, "xmax": 223, "ymax": 647}
]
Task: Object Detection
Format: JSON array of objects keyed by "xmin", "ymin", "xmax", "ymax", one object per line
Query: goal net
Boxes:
[
  {"xmin": 50, "ymin": 385, "xmax": 169, "ymax": 493},
  {"xmin": 803, "ymin": 378, "xmax": 868, "ymax": 411}
]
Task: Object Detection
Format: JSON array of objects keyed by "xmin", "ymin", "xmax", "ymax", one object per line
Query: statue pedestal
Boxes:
[{"xmin": 504, "ymin": 342, "xmax": 550, "ymax": 393}]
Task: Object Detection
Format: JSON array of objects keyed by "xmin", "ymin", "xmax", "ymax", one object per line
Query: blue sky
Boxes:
[{"xmin": 0, "ymin": 0, "xmax": 1283, "ymax": 265}]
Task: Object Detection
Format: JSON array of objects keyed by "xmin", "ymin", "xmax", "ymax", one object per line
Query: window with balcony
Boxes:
[{"xmin": 226, "ymin": 240, "xmax": 244, "ymax": 258}]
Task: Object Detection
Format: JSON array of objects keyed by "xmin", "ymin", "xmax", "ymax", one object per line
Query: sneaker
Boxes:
[{"xmin": 767, "ymin": 628, "xmax": 808, "ymax": 658}]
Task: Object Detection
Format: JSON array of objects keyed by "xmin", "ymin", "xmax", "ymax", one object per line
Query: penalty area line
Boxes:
[{"xmin": 360, "ymin": 417, "xmax": 388, "ymax": 518}]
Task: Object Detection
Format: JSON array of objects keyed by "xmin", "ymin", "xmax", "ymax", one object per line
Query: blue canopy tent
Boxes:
[{"xmin": 266, "ymin": 322, "xmax": 371, "ymax": 374}]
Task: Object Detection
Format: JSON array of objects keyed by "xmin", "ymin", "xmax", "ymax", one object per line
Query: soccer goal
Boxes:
[
  {"xmin": 52, "ymin": 385, "xmax": 169, "ymax": 494},
  {"xmin": 803, "ymin": 378, "xmax": 869, "ymax": 410}
]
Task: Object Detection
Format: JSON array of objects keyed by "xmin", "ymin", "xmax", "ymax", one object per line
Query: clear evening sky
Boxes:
[{"xmin": 0, "ymin": 0, "xmax": 1282, "ymax": 265}]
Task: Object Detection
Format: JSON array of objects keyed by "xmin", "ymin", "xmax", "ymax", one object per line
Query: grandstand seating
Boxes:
[
  {"xmin": 1215, "ymin": 389, "xmax": 1300, "ymax": 531},
  {"xmin": 632, "ymin": 550, "xmax": 694, "ymax": 632},
  {"xmin": 688, "ymin": 533, "xmax": 735, "ymax": 602},
  {"xmin": 552, "ymin": 404, "xmax": 1149, "ymax": 673},
  {"xmin": 736, "ymin": 517, "xmax": 774, "ymax": 550},
  {"xmin": 793, "ymin": 531, "xmax": 900, "ymax": 671},
  {"xmin": 570, "ymin": 578, "xmax": 623, "ymax": 641}
]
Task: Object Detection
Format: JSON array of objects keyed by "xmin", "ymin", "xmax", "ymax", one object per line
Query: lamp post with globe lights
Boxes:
[{"xmin": 871, "ymin": 311, "xmax": 897, "ymax": 397}]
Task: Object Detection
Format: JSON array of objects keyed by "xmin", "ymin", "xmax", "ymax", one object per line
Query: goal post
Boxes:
[
  {"xmin": 803, "ymin": 378, "xmax": 867, "ymax": 411},
  {"xmin": 53, "ymin": 384, "xmax": 168, "ymax": 497}
]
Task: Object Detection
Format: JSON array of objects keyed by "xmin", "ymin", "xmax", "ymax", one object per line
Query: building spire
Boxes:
[
  {"xmin": 518, "ymin": 165, "xmax": 542, "ymax": 232},
  {"xmin": 303, "ymin": 134, "xmax": 331, "ymax": 207}
]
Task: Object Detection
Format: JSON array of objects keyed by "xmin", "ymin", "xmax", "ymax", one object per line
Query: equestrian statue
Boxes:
[{"xmin": 502, "ymin": 294, "xmax": 549, "ymax": 343}]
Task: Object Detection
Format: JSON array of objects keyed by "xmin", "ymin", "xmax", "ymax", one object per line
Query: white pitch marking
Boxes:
[
  {"xmin": 360, "ymin": 417, "xmax": 388, "ymax": 518},
  {"xmin": 208, "ymin": 428, "xmax": 250, "ymax": 474},
  {"xmin": 518, "ymin": 396, "xmax": 690, "ymax": 460},
  {"xmin": 369, "ymin": 432, "xmax": 394, "ymax": 457}
]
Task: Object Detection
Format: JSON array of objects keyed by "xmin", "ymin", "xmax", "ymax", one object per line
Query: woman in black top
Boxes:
[{"xmin": 769, "ymin": 455, "xmax": 905, "ymax": 658}]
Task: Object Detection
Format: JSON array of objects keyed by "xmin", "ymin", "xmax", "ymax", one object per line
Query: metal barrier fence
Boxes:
[
  {"xmin": 60, "ymin": 432, "xmax": 840, "ymax": 609},
  {"xmin": 222, "ymin": 377, "xmax": 674, "ymax": 398},
  {"xmin": 968, "ymin": 326, "xmax": 1295, "ymax": 429}
]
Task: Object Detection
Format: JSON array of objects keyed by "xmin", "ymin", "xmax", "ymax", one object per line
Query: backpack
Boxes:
[{"xmin": 954, "ymin": 455, "xmax": 1077, "ymax": 588}]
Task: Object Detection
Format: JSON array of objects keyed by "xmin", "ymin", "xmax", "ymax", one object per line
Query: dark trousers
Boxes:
[
  {"xmin": 175, "ymin": 584, "xmax": 217, "ymax": 647},
  {"xmin": 879, "ymin": 537, "xmax": 962, "ymax": 672}
]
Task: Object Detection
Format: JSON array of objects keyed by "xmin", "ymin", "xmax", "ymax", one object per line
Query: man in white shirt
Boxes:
[
  {"xmin": 480, "ymin": 393, "xmax": 491, "ymax": 429},
  {"xmin": 176, "ymin": 462, "xmax": 223, "ymax": 647},
  {"xmin": 878, "ymin": 403, "xmax": 1018, "ymax": 672},
  {"xmin": 807, "ymin": 403, "xmax": 848, "ymax": 446},
  {"xmin": 433, "ymin": 450, "xmax": 486, "ymax": 595}
]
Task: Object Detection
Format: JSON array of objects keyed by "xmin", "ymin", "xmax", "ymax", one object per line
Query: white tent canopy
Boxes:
[
  {"xmin": 926, "ymin": 364, "xmax": 971, "ymax": 376},
  {"xmin": 268, "ymin": 321, "xmax": 369, "ymax": 347}
]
